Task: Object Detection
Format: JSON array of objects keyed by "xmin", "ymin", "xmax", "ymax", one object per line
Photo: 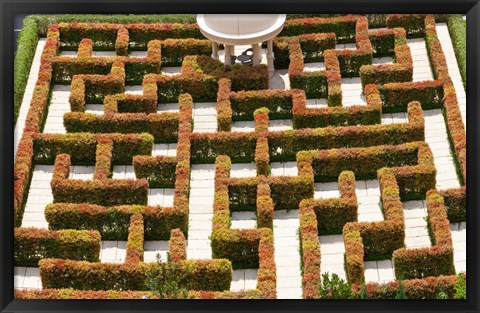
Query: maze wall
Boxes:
[{"xmin": 14, "ymin": 14, "xmax": 467, "ymax": 299}]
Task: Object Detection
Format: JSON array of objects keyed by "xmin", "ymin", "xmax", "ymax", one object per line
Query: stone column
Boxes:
[
  {"xmin": 211, "ymin": 42, "xmax": 219, "ymax": 60},
  {"xmin": 252, "ymin": 43, "xmax": 261, "ymax": 66},
  {"xmin": 225, "ymin": 45, "xmax": 233, "ymax": 65},
  {"xmin": 267, "ymin": 39, "xmax": 275, "ymax": 73}
]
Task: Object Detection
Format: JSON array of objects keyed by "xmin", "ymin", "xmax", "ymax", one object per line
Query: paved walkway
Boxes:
[
  {"xmin": 231, "ymin": 269, "xmax": 258, "ymax": 291},
  {"xmin": 424, "ymin": 109, "xmax": 461, "ymax": 190},
  {"xmin": 186, "ymin": 164, "xmax": 215, "ymax": 260},
  {"xmin": 407, "ymin": 38, "xmax": 434, "ymax": 82},
  {"xmin": 403, "ymin": 200, "xmax": 431, "ymax": 249},
  {"xmin": 364, "ymin": 259, "xmax": 395, "ymax": 283},
  {"xmin": 14, "ymin": 267, "xmax": 41, "ymax": 290},
  {"xmin": 21, "ymin": 165, "xmax": 53, "ymax": 229},
  {"xmin": 450, "ymin": 222, "xmax": 466, "ymax": 273},
  {"xmin": 435, "ymin": 23, "xmax": 466, "ymax": 127},
  {"xmin": 14, "ymin": 38, "xmax": 46, "ymax": 159},
  {"xmin": 192, "ymin": 102, "xmax": 217, "ymax": 133},
  {"xmin": 43, "ymin": 85, "xmax": 70, "ymax": 134},
  {"xmin": 273, "ymin": 210, "xmax": 302, "ymax": 299},
  {"xmin": 319, "ymin": 234, "xmax": 346, "ymax": 280}
]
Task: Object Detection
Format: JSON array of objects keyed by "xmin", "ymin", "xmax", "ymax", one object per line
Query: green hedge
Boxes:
[
  {"xmin": 14, "ymin": 16, "xmax": 40, "ymax": 126},
  {"xmin": 447, "ymin": 15, "xmax": 466, "ymax": 89},
  {"xmin": 29, "ymin": 14, "xmax": 196, "ymax": 36},
  {"xmin": 33, "ymin": 133, "xmax": 153, "ymax": 165},
  {"xmin": 39, "ymin": 258, "xmax": 232, "ymax": 291},
  {"xmin": 393, "ymin": 246, "xmax": 455, "ymax": 279},
  {"xmin": 63, "ymin": 113, "xmax": 179, "ymax": 144},
  {"xmin": 14, "ymin": 228, "xmax": 100, "ymax": 267},
  {"xmin": 133, "ymin": 155, "xmax": 177, "ymax": 188},
  {"xmin": 211, "ymin": 229, "xmax": 261, "ymax": 269},
  {"xmin": 45, "ymin": 203, "xmax": 188, "ymax": 240}
]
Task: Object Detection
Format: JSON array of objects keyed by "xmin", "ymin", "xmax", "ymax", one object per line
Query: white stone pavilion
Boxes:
[{"xmin": 196, "ymin": 14, "xmax": 287, "ymax": 74}]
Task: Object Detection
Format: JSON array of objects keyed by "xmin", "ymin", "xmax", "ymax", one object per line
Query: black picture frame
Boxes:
[{"xmin": 1, "ymin": 1, "xmax": 479, "ymax": 312}]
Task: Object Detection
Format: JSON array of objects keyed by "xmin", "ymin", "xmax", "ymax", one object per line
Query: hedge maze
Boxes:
[{"xmin": 14, "ymin": 14, "xmax": 467, "ymax": 299}]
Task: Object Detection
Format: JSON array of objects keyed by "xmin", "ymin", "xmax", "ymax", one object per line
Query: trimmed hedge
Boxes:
[
  {"xmin": 125, "ymin": 214, "xmax": 145, "ymax": 263},
  {"xmin": 160, "ymin": 38, "xmax": 211, "ymax": 66},
  {"xmin": 288, "ymin": 40, "xmax": 329, "ymax": 99},
  {"xmin": 447, "ymin": 15, "xmax": 466, "ymax": 88},
  {"xmin": 352, "ymin": 275, "xmax": 458, "ymax": 299},
  {"xmin": 298, "ymin": 142, "xmax": 434, "ymax": 184},
  {"xmin": 392, "ymin": 189, "xmax": 455, "ymax": 280},
  {"xmin": 301, "ymin": 171, "xmax": 357, "ymax": 235},
  {"xmin": 440, "ymin": 187, "xmax": 466, "ymax": 223},
  {"xmin": 292, "ymin": 85, "xmax": 381, "ymax": 129},
  {"xmin": 191, "ymin": 132, "xmax": 257, "ymax": 163},
  {"xmin": 33, "ymin": 132, "xmax": 153, "ymax": 165},
  {"xmin": 182, "ymin": 55, "xmax": 269, "ymax": 92},
  {"xmin": 386, "ymin": 14, "xmax": 427, "ymax": 38},
  {"xmin": 299, "ymin": 199, "xmax": 321, "ymax": 299},
  {"xmin": 169, "ymin": 229, "xmax": 187, "ymax": 262},
  {"xmin": 45, "ymin": 203, "xmax": 188, "ymax": 240},
  {"xmin": 39, "ymin": 258, "xmax": 232, "ymax": 291},
  {"xmin": 343, "ymin": 230, "xmax": 364, "ymax": 283},
  {"xmin": 344, "ymin": 220, "xmax": 404, "ymax": 261},
  {"xmin": 133, "ymin": 155, "xmax": 177, "ymax": 188},
  {"xmin": 231, "ymin": 90, "xmax": 294, "ymax": 121},
  {"xmin": 273, "ymin": 32, "xmax": 336, "ymax": 68},
  {"xmin": 342, "ymin": 168, "xmax": 405, "ymax": 261},
  {"xmin": 378, "ymin": 80, "xmax": 444, "ymax": 113},
  {"xmin": 368, "ymin": 28, "xmax": 395, "ymax": 57},
  {"xmin": 393, "ymin": 246, "xmax": 455, "ymax": 280},
  {"xmin": 359, "ymin": 28, "xmax": 412, "ymax": 88},
  {"xmin": 14, "ymin": 16, "xmax": 40, "ymax": 125},
  {"xmin": 64, "ymin": 113, "xmax": 179, "ymax": 144},
  {"xmin": 93, "ymin": 138, "xmax": 113, "ymax": 180},
  {"xmin": 16, "ymin": 289, "xmax": 264, "ymax": 300},
  {"xmin": 280, "ymin": 15, "xmax": 357, "ymax": 42},
  {"xmin": 14, "ymin": 228, "xmax": 100, "ymax": 267},
  {"xmin": 426, "ymin": 190, "xmax": 453, "ymax": 247},
  {"xmin": 211, "ymin": 229, "xmax": 262, "ymax": 269},
  {"xmin": 424, "ymin": 14, "xmax": 466, "ymax": 184},
  {"xmin": 216, "ymin": 78, "xmax": 232, "ymax": 131},
  {"xmin": 271, "ymin": 102, "xmax": 424, "ymax": 162},
  {"xmin": 51, "ymin": 154, "xmax": 149, "ymax": 206},
  {"xmin": 14, "ymin": 132, "xmax": 35, "ymax": 225}
]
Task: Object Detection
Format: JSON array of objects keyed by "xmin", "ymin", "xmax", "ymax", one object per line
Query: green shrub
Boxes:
[
  {"xmin": 395, "ymin": 280, "xmax": 408, "ymax": 299},
  {"xmin": 318, "ymin": 273, "xmax": 355, "ymax": 299},
  {"xmin": 447, "ymin": 15, "xmax": 466, "ymax": 88},
  {"xmin": 454, "ymin": 273, "xmax": 466, "ymax": 299},
  {"xmin": 145, "ymin": 253, "xmax": 192, "ymax": 299},
  {"xmin": 14, "ymin": 16, "xmax": 39, "ymax": 125}
]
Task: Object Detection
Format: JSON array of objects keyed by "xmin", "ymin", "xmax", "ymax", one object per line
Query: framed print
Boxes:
[{"xmin": 1, "ymin": 0, "xmax": 479, "ymax": 312}]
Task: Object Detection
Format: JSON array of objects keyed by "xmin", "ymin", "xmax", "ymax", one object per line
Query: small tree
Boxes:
[
  {"xmin": 359, "ymin": 282, "xmax": 369, "ymax": 299},
  {"xmin": 454, "ymin": 273, "xmax": 466, "ymax": 299},
  {"xmin": 145, "ymin": 253, "xmax": 192, "ymax": 299},
  {"xmin": 435, "ymin": 286, "xmax": 449, "ymax": 299},
  {"xmin": 395, "ymin": 279, "xmax": 408, "ymax": 299},
  {"xmin": 319, "ymin": 273, "xmax": 355, "ymax": 299}
]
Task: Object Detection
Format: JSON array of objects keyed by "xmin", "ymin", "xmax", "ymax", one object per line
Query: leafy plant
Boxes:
[
  {"xmin": 454, "ymin": 273, "xmax": 466, "ymax": 299},
  {"xmin": 359, "ymin": 282, "xmax": 369, "ymax": 299},
  {"xmin": 145, "ymin": 253, "xmax": 192, "ymax": 299},
  {"xmin": 395, "ymin": 279, "xmax": 408, "ymax": 299},
  {"xmin": 435, "ymin": 286, "xmax": 449, "ymax": 299},
  {"xmin": 318, "ymin": 273, "xmax": 355, "ymax": 299}
]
